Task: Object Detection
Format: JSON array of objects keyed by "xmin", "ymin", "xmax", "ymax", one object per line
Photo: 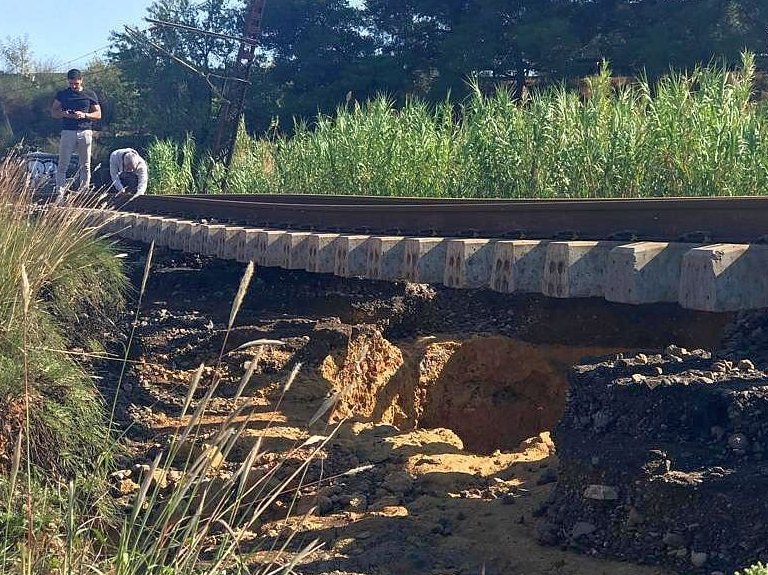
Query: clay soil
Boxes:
[{"xmin": 101, "ymin": 246, "xmax": 734, "ymax": 575}]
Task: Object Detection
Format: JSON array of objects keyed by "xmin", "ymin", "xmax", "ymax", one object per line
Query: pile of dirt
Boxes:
[
  {"xmin": 719, "ymin": 309, "xmax": 768, "ymax": 370},
  {"xmin": 541, "ymin": 346, "xmax": 768, "ymax": 574}
]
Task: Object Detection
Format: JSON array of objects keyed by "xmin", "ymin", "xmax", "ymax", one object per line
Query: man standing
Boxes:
[
  {"xmin": 109, "ymin": 148, "xmax": 148, "ymax": 196},
  {"xmin": 51, "ymin": 69, "xmax": 101, "ymax": 199}
]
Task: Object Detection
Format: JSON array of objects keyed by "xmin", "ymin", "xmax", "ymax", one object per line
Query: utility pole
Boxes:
[{"xmin": 211, "ymin": 0, "xmax": 266, "ymax": 174}]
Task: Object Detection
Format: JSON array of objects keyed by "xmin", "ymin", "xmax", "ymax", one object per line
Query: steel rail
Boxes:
[{"xmin": 122, "ymin": 194, "xmax": 768, "ymax": 243}]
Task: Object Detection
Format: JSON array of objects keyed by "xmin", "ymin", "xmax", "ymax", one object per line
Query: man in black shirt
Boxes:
[{"xmin": 50, "ymin": 68, "xmax": 101, "ymax": 200}]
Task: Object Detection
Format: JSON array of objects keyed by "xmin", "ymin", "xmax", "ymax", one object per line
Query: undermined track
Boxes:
[
  {"xmin": 65, "ymin": 193, "xmax": 768, "ymax": 312},
  {"xmin": 126, "ymin": 194, "xmax": 768, "ymax": 243}
]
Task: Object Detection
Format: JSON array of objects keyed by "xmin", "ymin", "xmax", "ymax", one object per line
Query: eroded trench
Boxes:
[
  {"xmin": 302, "ymin": 286, "xmax": 734, "ymax": 456},
  {"xmin": 114, "ymin": 252, "xmax": 766, "ymax": 574},
  {"xmin": 131, "ymin": 256, "xmax": 736, "ymax": 458},
  {"xmin": 322, "ymin": 330, "xmax": 629, "ymax": 454}
]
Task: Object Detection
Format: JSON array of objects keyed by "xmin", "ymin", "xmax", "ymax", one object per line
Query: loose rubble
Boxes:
[
  {"xmin": 542, "ymin": 345, "xmax": 768, "ymax": 573},
  {"xmin": 98, "ymin": 245, "xmax": 753, "ymax": 575}
]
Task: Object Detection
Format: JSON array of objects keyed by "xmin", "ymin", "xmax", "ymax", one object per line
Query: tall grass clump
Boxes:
[
  {"xmin": 460, "ymin": 63, "xmax": 653, "ymax": 197},
  {"xmin": 0, "ymin": 152, "xmax": 128, "ymax": 564},
  {"xmin": 0, "ymin": 156, "xmax": 127, "ymax": 476},
  {"xmin": 203, "ymin": 117, "xmax": 278, "ymax": 194},
  {"xmin": 274, "ymin": 95, "xmax": 466, "ymax": 197},
  {"xmin": 170, "ymin": 52, "xmax": 768, "ymax": 199},
  {"xmin": 147, "ymin": 134, "xmax": 199, "ymax": 195},
  {"xmin": 459, "ymin": 52, "xmax": 768, "ymax": 197},
  {"xmin": 148, "ymin": 120, "xmax": 277, "ymax": 195}
]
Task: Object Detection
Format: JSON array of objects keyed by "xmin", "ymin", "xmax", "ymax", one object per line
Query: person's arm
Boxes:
[
  {"xmin": 135, "ymin": 162, "xmax": 148, "ymax": 195},
  {"xmin": 51, "ymin": 98, "xmax": 71, "ymax": 120},
  {"xmin": 86, "ymin": 103, "xmax": 102, "ymax": 121},
  {"xmin": 72, "ymin": 97, "xmax": 101, "ymax": 121},
  {"xmin": 109, "ymin": 152, "xmax": 125, "ymax": 193}
]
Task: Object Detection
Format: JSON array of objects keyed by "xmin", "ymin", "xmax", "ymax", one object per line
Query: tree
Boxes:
[
  {"xmin": 108, "ymin": 0, "xmax": 244, "ymax": 145},
  {"xmin": 364, "ymin": 0, "xmax": 567, "ymax": 100},
  {"xmin": 562, "ymin": 0, "xmax": 768, "ymax": 79},
  {"xmin": 256, "ymin": 0, "xmax": 375, "ymax": 129},
  {"xmin": 1, "ymin": 35, "xmax": 35, "ymax": 76}
]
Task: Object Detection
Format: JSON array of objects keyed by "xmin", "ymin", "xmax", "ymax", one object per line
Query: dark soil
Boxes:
[
  {"xmin": 97, "ymin": 242, "xmax": 757, "ymax": 575},
  {"xmin": 542, "ymin": 348, "xmax": 768, "ymax": 574}
]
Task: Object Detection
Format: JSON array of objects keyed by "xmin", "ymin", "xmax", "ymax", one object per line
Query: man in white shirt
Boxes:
[{"xmin": 109, "ymin": 148, "xmax": 148, "ymax": 195}]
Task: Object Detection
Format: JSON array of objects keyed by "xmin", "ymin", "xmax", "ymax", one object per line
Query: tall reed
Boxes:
[
  {"xmin": 0, "ymin": 151, "xmax": 128, "ymax": 571},
  {"xmin": 154, "ymin": 52, "xmax": 768, "ymax": 199}
]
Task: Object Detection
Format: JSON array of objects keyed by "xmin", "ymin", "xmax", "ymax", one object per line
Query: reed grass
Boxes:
[
  {"xmin": 0, "ymin": 151, "xmax": 129, "ymax": 573},
  {"xmin": 151, "ymin": 52, "xmax": 768, "ymax": 199},
  {"xmin": 0, "ymin": 168, "xmax": 335, "ymax": 572},
  {"xmin": 0, "ymin": 154, "xmax": 127, "ymax": 482}
]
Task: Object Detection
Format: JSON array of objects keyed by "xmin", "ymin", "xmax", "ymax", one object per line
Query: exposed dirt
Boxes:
[{"xmin": 98, "ymin": 245, "xmax": 739, "ymax": 575}]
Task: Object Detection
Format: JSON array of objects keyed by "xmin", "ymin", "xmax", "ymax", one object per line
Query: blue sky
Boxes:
[{"xmin": 0, "ymin": 0, "xmax": 154, "ymax": 71}]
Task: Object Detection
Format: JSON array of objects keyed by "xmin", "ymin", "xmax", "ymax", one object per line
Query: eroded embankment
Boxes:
[
  {"xmin": 108, "ymin": 250, "xmax": 744, "ymax": 575},
  {"xmin": 321, "ymin": 328, "xmax": 626, "ymax": 454}
]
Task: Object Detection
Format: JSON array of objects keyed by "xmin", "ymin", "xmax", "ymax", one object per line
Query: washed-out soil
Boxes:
[{"xmin": 98, "ymin": 243, "xmax": 756, "ymax": 575}]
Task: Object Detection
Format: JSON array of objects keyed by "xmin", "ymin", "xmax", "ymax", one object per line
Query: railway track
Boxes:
[
  {"xmin": 71, "ymin": 192, "xmax": 768, "ymax": 312},
  {"xmin": 124, "ymin": 193, "xmax": 768, "ymax": 243}
]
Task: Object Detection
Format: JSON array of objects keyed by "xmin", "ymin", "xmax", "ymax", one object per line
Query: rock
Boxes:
[
  {"xmin": 116, "ymin": 478, "xmax": 140, "ymax": 496},
  {"xmin": 133, "ymin": 464, "xmax": 168, "ymax": 489},
  {"xmin": 166, "ymin": 469, "xmax": 183, "ymax": 484},
  {"xmin": 712, "ymin": 360, "xmax": 731, "ymax": 373},
  {"xmin": 344, "ymin": 494, "xmax": 368, "ymax": 511},
  {"xmin": 662, "ymin": 532, "xmax": 686, "ymax": 548},
  {"xmin": 583, "ymin": 484, "xmax": 619, "ymax": 501},
  {"xmin": 571, "ymin": 522, "xmax": 596, "ymax": 539},
  {"xmin": 690, "ymin": 551, "xmax": 708, "ymax": 567},
  {"xmin": 737, "ymin": 359, "xmax": 755, "ymax": 371},
  {"xmin": 110, "ymin": 469, "xmax": 132, "ymax": 480}
]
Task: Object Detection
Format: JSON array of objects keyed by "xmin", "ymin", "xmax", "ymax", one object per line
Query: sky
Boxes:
[{"xmin": 0, "ymin": 0, "xmax": 155, "ymax": 71}]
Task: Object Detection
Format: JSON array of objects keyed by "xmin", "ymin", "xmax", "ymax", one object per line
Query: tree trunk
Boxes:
[{"xmin": 0, "ymin": 98, "xmax": 14, "ymax": 142}]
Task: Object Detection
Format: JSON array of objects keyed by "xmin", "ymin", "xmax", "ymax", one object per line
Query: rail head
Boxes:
[{"xmin": 118, "ymin": 194, "xmax": 768, "ymax": 243}]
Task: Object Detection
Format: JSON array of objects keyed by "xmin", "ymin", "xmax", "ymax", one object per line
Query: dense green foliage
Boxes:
[
  {"xmin": 150, "ymin": 54, "xmax": 768, "ymax": 198},
  {"xmin": 2, "ymin": 0, "xmax": 766, "ymax": 159},
  {"xmin": 0, "ymin": 156, "xmax": 127, "ymax": 538}
]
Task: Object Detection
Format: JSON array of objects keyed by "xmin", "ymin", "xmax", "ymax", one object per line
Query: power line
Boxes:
[
  {"xmin": 57, "ymin": 43, "xmax": 113, "ymax": 71},
  {"xmin": 145, "ymin": 18, "xmax": 259, "ymax": 46}
]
